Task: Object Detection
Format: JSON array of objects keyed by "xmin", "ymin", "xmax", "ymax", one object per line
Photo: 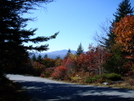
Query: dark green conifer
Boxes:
[
  {"xmin": 0, "ymin": 0, "xmax": 58, "ymax": 76},
  {"xmin": 65, "ymin": 49, "xmax": 72, "ymax": 58},
  {"xmin": 76, "ymin": 43, "xmax": 84, "ymax": 56},
  {"xmin": 104, "ymin": 0, "xmax": 134, "ymax": 49}
]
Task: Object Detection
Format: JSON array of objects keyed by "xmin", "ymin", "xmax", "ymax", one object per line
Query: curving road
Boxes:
[{"xmin": 7, "ymin": 74, "xmax": 134, "ymax": 101}]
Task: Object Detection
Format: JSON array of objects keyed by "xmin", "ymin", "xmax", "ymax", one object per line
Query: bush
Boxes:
[
  {"xmin": 32, "ymin": 61, "xmax": 44, "ymax": 76},
  {"xmin": 51, "ymin": 66, "xmax": 67, "ymax": 79},
  {"xmin": 85, "ymin": 73, "xmax": 122, "ymax": 83},
  {"xmin": 85, "ymin": 75, "xmax": 100, "ymax": 83},
  {"xmin": 43, "ymin": 67, "xmax": 54, "ymax": 77},
  {"xmin": 101, "ymin": 73, "xmax": 122, "ymax": 81}
]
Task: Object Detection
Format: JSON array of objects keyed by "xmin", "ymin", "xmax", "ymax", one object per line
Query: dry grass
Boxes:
[
  {"xmin": 84, "ymin": 76, "xmax": 134, "ymax": 90},
  {"xmin": 64, "ymin": 72, "xmax": 134, "ymax": 90}
]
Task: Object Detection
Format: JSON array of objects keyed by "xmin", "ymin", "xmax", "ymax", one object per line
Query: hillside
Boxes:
[{"xmin": 29, "ymin": 49, "xmax": 76, "ymax": 59}]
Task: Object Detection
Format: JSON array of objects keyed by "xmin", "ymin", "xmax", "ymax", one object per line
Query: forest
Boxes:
[{"xmin": 1, "ymin": 1, "xmax": 134, "ymax": 100}]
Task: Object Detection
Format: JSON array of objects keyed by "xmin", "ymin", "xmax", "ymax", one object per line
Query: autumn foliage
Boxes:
[
  {"xmin": 51, "ymin": 66, "xmax": 67, "ymax": 79},
  {"xmin": 113, "ymin": 15, "xmax": 134, "ymax": 55},
  {"xmin": 40, "ymin": 58, "xmax": 55, "ymax": 68},
  {"xmin": 32, "ymin": 61, "xmax": 44, "ymax": 75},
  {"xmin": 77, "ymin": 46, "xmax": 107, "ymax": 74}
]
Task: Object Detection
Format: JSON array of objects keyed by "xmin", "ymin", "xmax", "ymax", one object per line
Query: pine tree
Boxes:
[
  {"xmin": 104, "ymin": 0, "xmax": 134, "ymax": 49},
  {"xmin": 113, "ymin": 0, "xmax": 134, "ymax": 22},
  {"xmin": 37, "ymin": 54, "xmax": 42, "ymax": 62},
  {"xmin": 44, "ymin": 54, "xmax": 48, "ymax": 58},
  {"xmin": 102, "ymin": 0, "xmax": 134, "ymax": 75},
  {"xmin": 65, "ymin": 49, "xmax": 72, "ymax": 58},
  {"xmin": 32, "ymin": 54, "xmax": 37, "ymax": 61},
  {"xmin": 76, "ymin": 43, "xmax": 84, "ymax": 56},
  {"xmin": 0, "ymin": 0, "xmax": 58, "ymax": 76}
]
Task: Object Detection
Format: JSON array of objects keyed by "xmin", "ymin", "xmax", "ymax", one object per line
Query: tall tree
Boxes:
[
  {"xmin": 0, "ymin": 0, "xmax": 58, "ymax": 76},
  {"xmin": 113, "ymin": 0, "xmax": 134, "ymax": 22},
  {"xmin": 102, "ymin": 0, "xmax": 134, "ymax": 74},
  {"xmin": 104, "ymin": 0, "xmax": 134, "ymax": 49},
  {"xmin": 113, "ymin": 15, "xmax": 134, "ymax": 57},
  {"xmin": 76, "ymin": 43, "xmax": 84, "ymax": 56}
]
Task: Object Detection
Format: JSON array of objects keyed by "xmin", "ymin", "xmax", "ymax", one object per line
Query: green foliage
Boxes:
[
  {"xmin": 85, "ymin": 73, "xmax": 122, "ymax": 83},
  {"xmin": 113, "ymin": 0, "xmax": 134, "ymax": 22},
  {"xmin": 103, "ymin": 0, "xmax": 134, "ymax": 49},
  {"xmin": 31, "ymin": 54, "xmax": 37, "ymax": 61},
  {"xmin": 40, "ymin": 58, "xmax": 55, "ymax": 68},
  {"xmin": 76, "ymin": 43, "xmax": 84, "ymax": 56},
  {"xmin": 85, "ymin": 75, "xmax": 100, "ymax": 83},
  {"xmin": 37, "ymin": 54, "xmax": 42, "ymax": 62},
  {"xmin": 101, "ymin": 73, "xmax": 122, "ymax": 81},
  {"xmin": 103, "ymin": 44, "xmax": 129, "ymax": 75},
  {"xmin": 65, "ymin": 49, "xmax": 72, "ymax": 58},
  {"xmin": 43, "ymin": 67, "xmax": 54, "ymax": 77},
  {"xmin": 44, "ymin": 54, "xmax": 48, "ymax": 58},
  {"xmin": 0, "ymin": 0, "xmax": 57, "ymax": 76},
  {"xmin": 102, "ymin": 0, "xmax": 134, "ymax": 76}
]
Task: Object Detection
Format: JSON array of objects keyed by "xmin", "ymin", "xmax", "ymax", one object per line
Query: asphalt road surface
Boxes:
[{"xmin": 7, "ymin": 74, "xmax": 134, "ymax": 101}]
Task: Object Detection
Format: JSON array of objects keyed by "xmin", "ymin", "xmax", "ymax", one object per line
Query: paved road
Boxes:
[{"xmin": 7, "ymin": 74, "xmax": 134, "ymax": 101}]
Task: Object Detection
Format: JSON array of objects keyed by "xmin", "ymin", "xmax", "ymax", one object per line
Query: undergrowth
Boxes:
[
  {"xmin": 85, "ymin": 73, "xmax": 122, "ymax": 83},
  {"xmin": 0, "ymin": 76, "xmax": 32, "ymax": 101}
]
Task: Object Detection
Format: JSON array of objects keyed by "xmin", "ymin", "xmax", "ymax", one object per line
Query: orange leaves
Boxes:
[
  {"xmin": 32, "ymin": 61, "xmax": 44, "ymax": 69},
  {"xmin": 113, "ymin": 15, "xmax": 134, "ymax": 53}
]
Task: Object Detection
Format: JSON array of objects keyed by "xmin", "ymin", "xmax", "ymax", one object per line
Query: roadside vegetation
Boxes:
[
  {"xmin": 1, "ymin": 0, "xmax": 134, "ymax": 100},
  {"xmin": 0, "ymin": 76, "xmax": 32, "ymax": 101},
  {"xmin": 28, "ymin": 0, "xmax": 134, "ymax": 90}
]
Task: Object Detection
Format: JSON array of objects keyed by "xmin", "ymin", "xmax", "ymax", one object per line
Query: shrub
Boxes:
[
  {"xmin": 51, "ymin": 66, "xmax": 67, "ymax": 79},
  {"xmin": 43, "ymin": 67, "xmax": 54, "ymax": 77},
  {"xmin": 85, "ymin": 73, "xmax": 122, "ymax": 83},
  {"xmin": 32, "ymin": 61, "xmax": 44, "ymax": 76},
  {"xmin": 101, "ymin": 73, "xmax": 122, "ymax": 81},
  {"xmin": 85, "ymin": 75, "xmax": 100, "ymax": 83}
]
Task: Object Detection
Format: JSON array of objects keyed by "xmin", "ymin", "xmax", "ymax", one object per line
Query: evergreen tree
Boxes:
[
  {"xmin": 37, "ymin": 54, "xmax": 42, "ymax": 62},
  {"xmin": 104, "ymin": 0, "xmax": 134, "ymax": 49},
  {"xmin": 55, "ymin": 56, "xmax": 61, "ymax": 60},
  {"xmin": 32, "ymin": 54, "xmax": 37, "ymax": 61},
  {"xmin": 76, "ymin": 43, "xmax": 84, "ymax": 56},
  {"xmin": 65, "ymin": 49, "xmax": 72, "ymax": 58},
  {"xmin": 102, "ymin": 0, "xmax": 134, "ymax": 75},
  {"xmin": 113, "ymin": 0, "xmax": 134, "ymax": 22},
  {"xmin": 0, "ymin": 0, "xmax": 58, "ymax": 76},
  {"xmin": 44, "ymin": 54, "xmax": 48, "ymax": 58}
]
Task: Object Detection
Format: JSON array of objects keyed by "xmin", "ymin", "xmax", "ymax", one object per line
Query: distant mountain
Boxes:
[{"xmin": 29, "ymin": 50, "xmax": 76, "ymax": 59}]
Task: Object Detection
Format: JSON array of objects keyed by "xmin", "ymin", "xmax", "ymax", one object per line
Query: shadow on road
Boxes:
[{"xmin": 17, "ymin": 80, "xmax": 134, "ymax": 101}]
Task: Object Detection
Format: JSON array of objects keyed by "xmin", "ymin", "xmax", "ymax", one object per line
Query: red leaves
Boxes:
[
  {"xmin": 51, "ymin": 66, "xmax": 67, "ymax": 79},
  {"xmin": 76, "ymin": 46, "xmax": 107, "ymax": 74}
]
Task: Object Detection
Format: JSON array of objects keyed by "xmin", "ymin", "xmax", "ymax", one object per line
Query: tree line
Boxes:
[{"xmin": 1, "ymin": 0, "xmax": 134, "ymax": 81}]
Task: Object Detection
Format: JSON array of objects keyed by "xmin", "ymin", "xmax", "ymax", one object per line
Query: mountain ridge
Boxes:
[{"xmin": 29, "ymin": 49, "xmax": 76, "ymax": 59}]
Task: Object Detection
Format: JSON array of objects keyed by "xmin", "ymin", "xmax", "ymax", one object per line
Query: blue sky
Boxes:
[{"xmin": 24, "ymin": 0, "xmax": 134, "ymax": 52}]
